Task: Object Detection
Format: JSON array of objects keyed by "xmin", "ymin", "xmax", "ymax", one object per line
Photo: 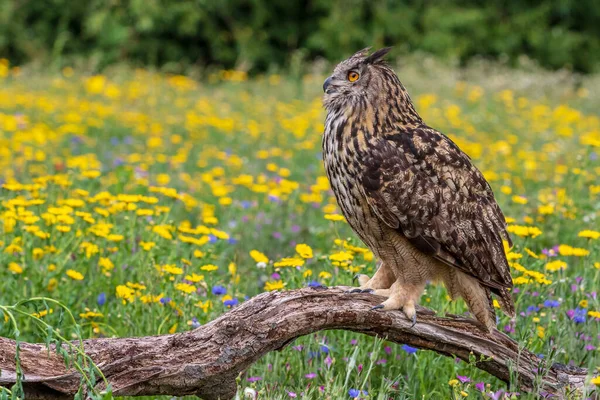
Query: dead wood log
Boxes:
[{"xmin": 0, "ymin": 287, "xmax": 595, "ymax": 399}]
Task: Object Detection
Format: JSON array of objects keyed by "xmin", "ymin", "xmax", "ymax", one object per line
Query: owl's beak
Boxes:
[{"xmin": 323, "ymin": 76, "xmax": 332, "ymax": 93}]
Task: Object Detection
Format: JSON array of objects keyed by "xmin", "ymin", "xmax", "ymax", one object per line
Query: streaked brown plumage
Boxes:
[{"xmin": 322, "ymin": 48, "xmax": 514, "ymax": 331}]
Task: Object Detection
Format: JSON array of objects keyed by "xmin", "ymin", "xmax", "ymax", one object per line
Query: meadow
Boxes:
[{"xmin": 0, "ymin": 57, "xmax": 599, "ymax": 399}]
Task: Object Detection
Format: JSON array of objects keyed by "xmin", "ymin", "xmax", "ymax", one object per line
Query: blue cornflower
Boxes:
[
  {"xmin": 159, "ymin": 297, "xmax": 171, "ymax": 304},
  {"xmin": 348, "ymin": 389, "xmax": 360, "ymax": 398},
  {"xmin": 527, "ymin": 305, "xmax": 540, "ymax": 313},
  {"xmin": 224, "ymin": 298, "xmax": 239, "ymax": 307},
  {"xmin": 212, "ymin": 285, "xmax": 227, "ymax": 295},
  {"xmin": 573, "ymin": 308, "xmax": 587, "ymax": 324},
  {"xmin": 401, "ymin": 344, "xmax": 418, "ymax": 354},
  {"xmin": 97, "ymin": 292, "xmax": 106, "ymax": 306},
  {"xmin": 543, "ymin": 299, "xmax": 560, "ymax": 308}
]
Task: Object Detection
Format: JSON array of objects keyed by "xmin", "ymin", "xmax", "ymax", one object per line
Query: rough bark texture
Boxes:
[{"xmin": 0, "ymin": 287, "xmax": 596, "ymax": 399}]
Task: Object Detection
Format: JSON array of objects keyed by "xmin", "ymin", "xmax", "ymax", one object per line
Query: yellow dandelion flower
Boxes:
[
  {"xmin": 185, "ymin": 273, "xmax": 204, "ymax": 282},
  {"xmin": 274, "ymin": 257, "xmax": 305, "ymax": 268},
  {"xmin": 161, "ymin": 264, "xmax": 183, "ymax": 275},
  {"xmin": 193, "ymin": 249, "xmax": 205, "ymax": 258},
  {"xmin": 329, "ymin": 251, "xmax": 354, "ymax": 262},
  {"xmin": 99, "ymin": 257, "xmax": 114, "ymax": 272},
  {"xmin": 140, "ymin": 241, "xmax": 156, "ymax": 251},
  {"xmin": 66, "ymin": 269, "xmax": 84, "ymax": 280},
  {"xmin": 194, "ymin": 300, "xmax": 212, "ymax": 313},
  {"xmin": 324, "ymin": 214, "xmax": 345, "ymax": 221},
  {"xmin": 32, "ymin": 248, "xmax": 45, "ymax": 260},
  {"xmin": 511, "ymin": 195, "xmax": 528, "ymax": 205},
  {"xmin": 175, "ymin": 283, "xmax": 196, "ymax": 294},
  {"xmin": 116, "ymin": 285, "xmax": 135, "ymax": 301},
  {"xmin": 578, "ymin": 230, "xmax": 600, "ymax": 240},
  {"xmin": 250, "ymin": 250, "xmax": 269, "ymax": 264},
  {"xmin": 47, "ymin": 278, "xmax": 58, "ymax": 291},
  {"xmin": 507, "ymin": 225, "xmax": 542, "ymax": 238},
  {"xmin": 524, "ymin": 248, "xmax": 539, "ymax": 258},
  {"xmin": 8, "ymin": 262, "xmax": 23, "ymax": 274},
  {"xmin": 200, "ymin": 264, "xmax": 219, "ymax": 272},
  {"xmin": 153, "ymin": 225, "xmax": 174, "ymax": 240},
  {"xmin": 545, "ymin": 260, "xmax": 567, "ymax": 272},
  {"xmin": 264, "ymin": 280, "xmax": 285, "ymax": 291},
  {"xmin": 537, "ymin": 326, "xmax": 545, "ymax": 339},
  {"xmin": 513, "ymin": 276, "xmax": 532, "ymax": 285},
  {"xmin": 33, "ymin": 309, "xmax": 53, "ymax": 318},
  {"xmin": 295, "ymin": 243, "xmax": 313, "ymax": 259},
  {"xmin": 588, "ymin": 311, "xmax": 600, "ymax": 319},
  {"xmin": 79, "ymin": 311, "xmax": 103, "ymax": 319},
  {"xmin": 579, "ymin": 299, "xmax": 588, "ymax": 308},
  {"xmin": 558, "ymin": 245, "xmax": 589, "ymax": 257},
  {"xmin": 318, "ymin": 271, "xmax": 332, "ymax": 279}
]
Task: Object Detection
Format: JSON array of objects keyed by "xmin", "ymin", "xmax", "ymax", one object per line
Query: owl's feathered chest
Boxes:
[{"xmin": 322, "ymin": 115, "xmax": 378, "ymax": 234}]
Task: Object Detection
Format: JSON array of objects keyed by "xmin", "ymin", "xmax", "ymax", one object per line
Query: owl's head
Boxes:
[{"xmin": 322, "ymin": 47, "xmax": 396, "ymax": 111}]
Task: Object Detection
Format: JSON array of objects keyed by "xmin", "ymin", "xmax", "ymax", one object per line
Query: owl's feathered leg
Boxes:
[{"xmin": 351, "ymin": 260, "xmax": 394, "ymax": 290}]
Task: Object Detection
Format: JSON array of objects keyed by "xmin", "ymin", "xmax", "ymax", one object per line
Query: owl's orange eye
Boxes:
[{"xmin": 347, "ymin": 71, "xmax": 360, "ymax": 82}]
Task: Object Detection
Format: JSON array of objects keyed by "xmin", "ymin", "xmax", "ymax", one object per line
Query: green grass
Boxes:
[{"xmin": 0, "ymin": 58, "xmax": 598, "ymax": 399}]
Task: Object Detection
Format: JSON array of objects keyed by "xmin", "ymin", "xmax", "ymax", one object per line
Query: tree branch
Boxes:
[{"xmin": 0, "ymin": 287, "xmax": 595, "ymax": 399}]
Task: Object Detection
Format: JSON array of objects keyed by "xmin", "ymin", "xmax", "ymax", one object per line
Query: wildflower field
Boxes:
[{"xmin": 0, "ymin": 58, "xmax": 599, "ymax": 399}]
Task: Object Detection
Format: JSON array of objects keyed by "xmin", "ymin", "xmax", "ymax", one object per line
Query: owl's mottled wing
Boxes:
[{"xmin": 361, "ymin": 125, "xmax": 513, "ymax": 290}]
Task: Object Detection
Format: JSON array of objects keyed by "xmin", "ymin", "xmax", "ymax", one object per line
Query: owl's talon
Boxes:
[
  {"xmin": 347, "ymin": 288, "xmax": 373, "ymax": 294},
  {"xmin": 371, "ymin": 304, "xmax": 384, "ymax": 311},
  {"xmin": 352, "ymin": 274, "xmax": 360, "ymax": 284},
  {"xmin": 410, "ymin": 314, "xmax": 417, "ymax": 328}
]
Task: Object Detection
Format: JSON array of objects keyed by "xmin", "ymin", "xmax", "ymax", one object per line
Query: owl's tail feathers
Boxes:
[
  {"xmin": 454, "ymin": 271, "xmax": 497, "ymax": 332},
  {"xmin": 495, "ymin": 287, "xmax": 516, "ymax": 317}
]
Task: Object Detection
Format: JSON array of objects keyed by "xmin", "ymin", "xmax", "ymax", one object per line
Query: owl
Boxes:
[{"xmin": 322, "ymin": 48, "xmax": 514, "ymax": 331}]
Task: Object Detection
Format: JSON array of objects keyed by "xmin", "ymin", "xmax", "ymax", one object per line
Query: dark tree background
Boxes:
[{"xmin": 1, "ymin": 0, "xmax": 599, "ymax": 72}]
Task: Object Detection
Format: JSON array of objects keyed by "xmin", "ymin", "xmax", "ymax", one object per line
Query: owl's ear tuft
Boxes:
[
  {"xmin": 365, "ymin": 47, "xmax": 393, "ymax": 64},
  {"xmin": 352, "ymin": 47, "xmax": 372, "ymax": 58}
]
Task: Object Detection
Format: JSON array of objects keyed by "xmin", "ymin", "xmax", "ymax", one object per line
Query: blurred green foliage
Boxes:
[{"xmin": 1, "ymin": 0, "xmax": 599, "ymax": 72}]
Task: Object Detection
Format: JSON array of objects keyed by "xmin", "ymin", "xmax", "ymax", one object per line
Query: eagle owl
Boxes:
[{"xmin": 322, "ymin": 48, "xmax": 514, "ymax": 332}]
